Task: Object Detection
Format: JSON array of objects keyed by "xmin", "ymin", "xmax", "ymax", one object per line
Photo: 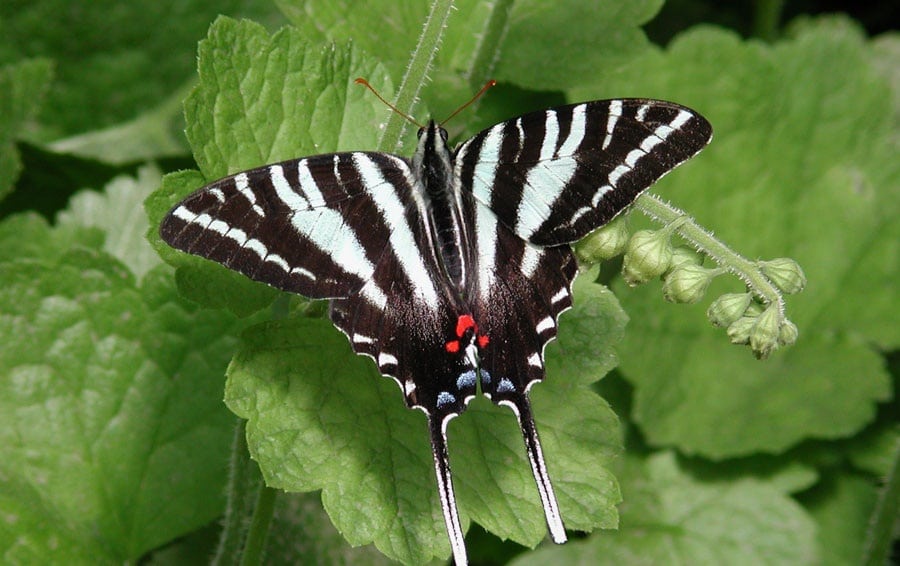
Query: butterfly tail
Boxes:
[
  {"xmin": 504, "ymin": 394, "xmax": 567, "ymax": 544},
  {"xmin": 429, "ymin": 414, "xmax": 468, "ymax": 566}
]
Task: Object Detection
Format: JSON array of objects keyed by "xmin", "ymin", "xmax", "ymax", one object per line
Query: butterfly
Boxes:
[{"xmin": 160, "ymin": 85, "xmax": 712, "ymax": 565}]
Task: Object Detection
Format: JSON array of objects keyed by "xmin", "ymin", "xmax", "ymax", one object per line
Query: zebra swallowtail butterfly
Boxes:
[{"xmin": 161, "ymin": 88, "xmax": 711, "ymax": 565}]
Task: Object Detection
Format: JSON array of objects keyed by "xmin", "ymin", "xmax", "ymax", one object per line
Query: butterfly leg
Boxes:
[
  {"xmin": 501, "ymin": 394, "xmax": 567, "ymax": 544},
  {"xmin": 428, "ymin": 414, "xmax": 468, "ymax": 566}
]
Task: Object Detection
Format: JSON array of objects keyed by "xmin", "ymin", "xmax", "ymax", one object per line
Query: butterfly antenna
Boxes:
[
  {"xmin": 428, "ymin": 414, "xmax": 468, "ymax": 565},
  {"xmin": 440, "ymin": 80, "xmax": 497, "ymax": 127},
  {"xmin": 354, "ymin": 77, "xmax": 423, "ymax": 128}
]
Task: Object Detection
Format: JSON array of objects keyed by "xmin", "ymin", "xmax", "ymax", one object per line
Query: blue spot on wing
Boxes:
[
  {"xmin": 479, "ymin": 369, "xmax": 492, "ymax": 385},
  {"xmin": 457, "ymin": 370, "xmax": 477, "ymax": 389},
  {"xmin": 497, "ymin": 378, "xmax": 515, "ymax": 393},
  {"xmin": 437, "ymin": 391, "xmax": 456, "ymax": 408}
]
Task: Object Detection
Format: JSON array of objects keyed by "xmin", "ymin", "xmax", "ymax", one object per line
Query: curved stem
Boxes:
[
  {"xmin": 214, "ymin": 296, "xmax": 290, "ymax": 566},
  {"xmin": 240, "ymin": 482, "xmax": 277, "ymax": 566},
  {"xmin": 752, "ymin": 0, "xmax": 784, "ymax": 42},
  {"xmin": 214, "ymin": 420, "xmax": 276, "ymax": 566},
  {"xmin": 862, "ymin": 435, "xmax": 900, "ymax": 565},
  {"xmin": 464, "ymin": 0, "xmax": 514, "ymax": 87},
  {"xmin": 634, "ymin": 192, "xmax": 786, "ymax": 321}
]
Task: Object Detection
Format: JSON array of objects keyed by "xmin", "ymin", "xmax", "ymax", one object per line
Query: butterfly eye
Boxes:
[
  {"xmin": 416, "ymin": 128, "xmax": 425, "ymax": 139},
  {"xmin": 439, "ymin": 128, "xmax": 449, "ymax": 143}
]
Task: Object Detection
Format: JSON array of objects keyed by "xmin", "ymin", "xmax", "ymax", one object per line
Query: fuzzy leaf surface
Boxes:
[{"xmin": 0, "ymin": 242, "xmax": 246, "ymax": 562}]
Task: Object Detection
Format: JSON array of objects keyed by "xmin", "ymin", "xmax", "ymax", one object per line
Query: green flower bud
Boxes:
[
  {"xmin": 759, "ymin": 258, "xmax": 806, "ymax": 295},
  {"xmin": 667, "ymin": 246, "xmax": 703, "ymax": 272},
  {"xmin": 707, "ymin": 293, "xmax": 752, "ymax": 327},
  {"xmin": 662, "ymin": 265, "xmax": 719, "ymax": 303},
  {"xmin": 778, "ymin": 319, "xmax": 799, "ymax": 347},
  {"xmin": 750, "ymin": 305, "xmax": 781, "ymax": 359},
  {"xmin": 622, "ymin": 229, "xmax": 674, "ymax": 286},
  {"xmin": 745, "ymin": 301, "xmax": 764, "ymax": 317},
  {"xmin": 727, "ymin": 315, "xmax": 756, "ymax": 345},
  {"xmin": 575, "ymin": 219, "xmax": 630, "ymax": 263}
]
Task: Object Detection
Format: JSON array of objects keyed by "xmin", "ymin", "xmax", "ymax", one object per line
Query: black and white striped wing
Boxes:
[
  {"xmin": 161, "ymin": 152, "xmax": 416, "ymax": 300},
  {"xmin": 455, "ymin": 99, "xmax": 713, "ymax": 246},
  {"xmin": 471, "ymin": 201, "xmax": 577, "ymax": 543},
  {"xmin": 161, "ymin": 151, "xmax": 481, "ymax": 417}
]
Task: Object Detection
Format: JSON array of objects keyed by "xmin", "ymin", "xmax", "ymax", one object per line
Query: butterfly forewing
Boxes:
[
  {"xmin": 455, "ymin": 99, "xmax": 712, "ymax": 246},
  {"xmin": 162, "ymin": 152, "xmax": 424, "ymax": 302}
]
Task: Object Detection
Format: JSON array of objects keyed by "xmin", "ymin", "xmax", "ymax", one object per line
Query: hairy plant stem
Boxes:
[
  {"xmin": 214, "ymin": 421, "xmax": 275, "ymax": 566},
  {"xmin": 377, "ymin": 0, "xmax": 456, "ymax": 152},
  {"xmin": 240, "ymin": 481, "xmax": 277, "ymax": 566},
  {"xmin": 635, "ymin": 192, "xmax": 786, "ymax": 320},
  {"xmin": 215, "ymin": 294, "xmax": 290, "ymax": 566}
]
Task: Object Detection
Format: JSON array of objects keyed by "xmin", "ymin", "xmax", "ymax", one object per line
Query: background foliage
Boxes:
[{"xmin": 0, "ymin": 1, "xmax": 897, "ymax": 564}]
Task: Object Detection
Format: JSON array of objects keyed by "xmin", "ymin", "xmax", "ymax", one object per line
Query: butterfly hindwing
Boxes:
[
  {"xmin": 330, "ymin": 285, "xmax": 479, "ymax": 419},
  {"xmin": 456, "ymin": 99, "xmax": 712, "ymax": 246}
]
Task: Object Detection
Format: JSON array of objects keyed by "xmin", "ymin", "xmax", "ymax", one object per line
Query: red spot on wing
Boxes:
[
  {"xmin": 456, "ymin": 314, "xmax": 477, "ymax": 337},
  {"xmin": 447, "ymin": 314, "xmax": 491, "ymax": 355}
]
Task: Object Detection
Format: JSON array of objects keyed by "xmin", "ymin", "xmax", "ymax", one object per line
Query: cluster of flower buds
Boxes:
[
  {"xmin": 576, "ymin": 218, "xmax": 806, "ymax": 359},
  {"xmin": 709, "ymin": 294, "xmax": 800, "ymax": 358},
  {"xmin": 709, "ymin": 258, "xmax": 805, "ymax": 359}
]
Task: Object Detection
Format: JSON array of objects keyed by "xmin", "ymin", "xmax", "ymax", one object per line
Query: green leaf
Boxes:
[
  {"xmin": 186, "ymin": 17, "xmax": 393, "ymax": 179},
  {"xmin": 45, "ymin": 82, "xmax": 193, "ymax": 165},
  {"xmin": 577, "ymin": 19, "xmax": 897, "ymax": 458},
  {"xmin": 146, "ymin": 17, "xmax": 393, "ymax": 317},
  {"xmin": 0, "ymin": 212, "xmax": 103, "ymax": 264},
  {"xmin": 0, "ymin": 58, "xmax": 53, "ymax": 201},
  {"xmin": 225, "ymin": 272, "xmax": 624, "ymax": 564},
  {"xmin": 802, "ymin": 472, "xmax": 879, "ymax": 566},
  {"xmin": 493, "ymin": 0, "xmax": 662, "ymax": 90},
  {"xmin": 275, "ymin": 0, "xmax": 663, "ymax": 116},
  {"xmin": 871, "ymin": 33, "xmax": 900, "ymax": 116},
  {"xmin": 276, "ymin": 0, "xmax": 500, "ymax": 91},
  {"xmin": 0, "ymin": 244, "xmax": 247, "ymax": 561},
  {"xmin": 265, "ymin": 492, "xmax": 394, "ymax": 565},
  {"xmin": 847, "ymin": 421, "xmax": 900, "ymax": 477},
  {"xmin": 511, "ymin": 451, "xmax": 819, "ymax": 566},
  {"xmin": 276, "ymin": 0, "xmax": 429, "ymax": 81},
  {"xmin": 0, "ymin": 0, "xmax": 282, "ymax": 138},
  {"xmin": 57, "ymin": 164, "xmax": 164, "ymax": 279}
]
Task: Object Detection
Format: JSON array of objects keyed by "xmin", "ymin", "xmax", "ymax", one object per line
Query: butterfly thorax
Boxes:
[{"xmin": 413, "ymin": 120, "xmax": 474, "ymax": 300}]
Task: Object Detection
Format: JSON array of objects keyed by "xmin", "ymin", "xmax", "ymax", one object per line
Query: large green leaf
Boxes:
[
  {"xmin": 567, "ymin": 19, "xmax": 898, "ymax": 458},
  {"xmin": 0, "ymin": 246, "xmax": 247, "ymax": 562},
  {"xmin": 511, "ymin": 452, "xmax": 818, "ymax": 565}
]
